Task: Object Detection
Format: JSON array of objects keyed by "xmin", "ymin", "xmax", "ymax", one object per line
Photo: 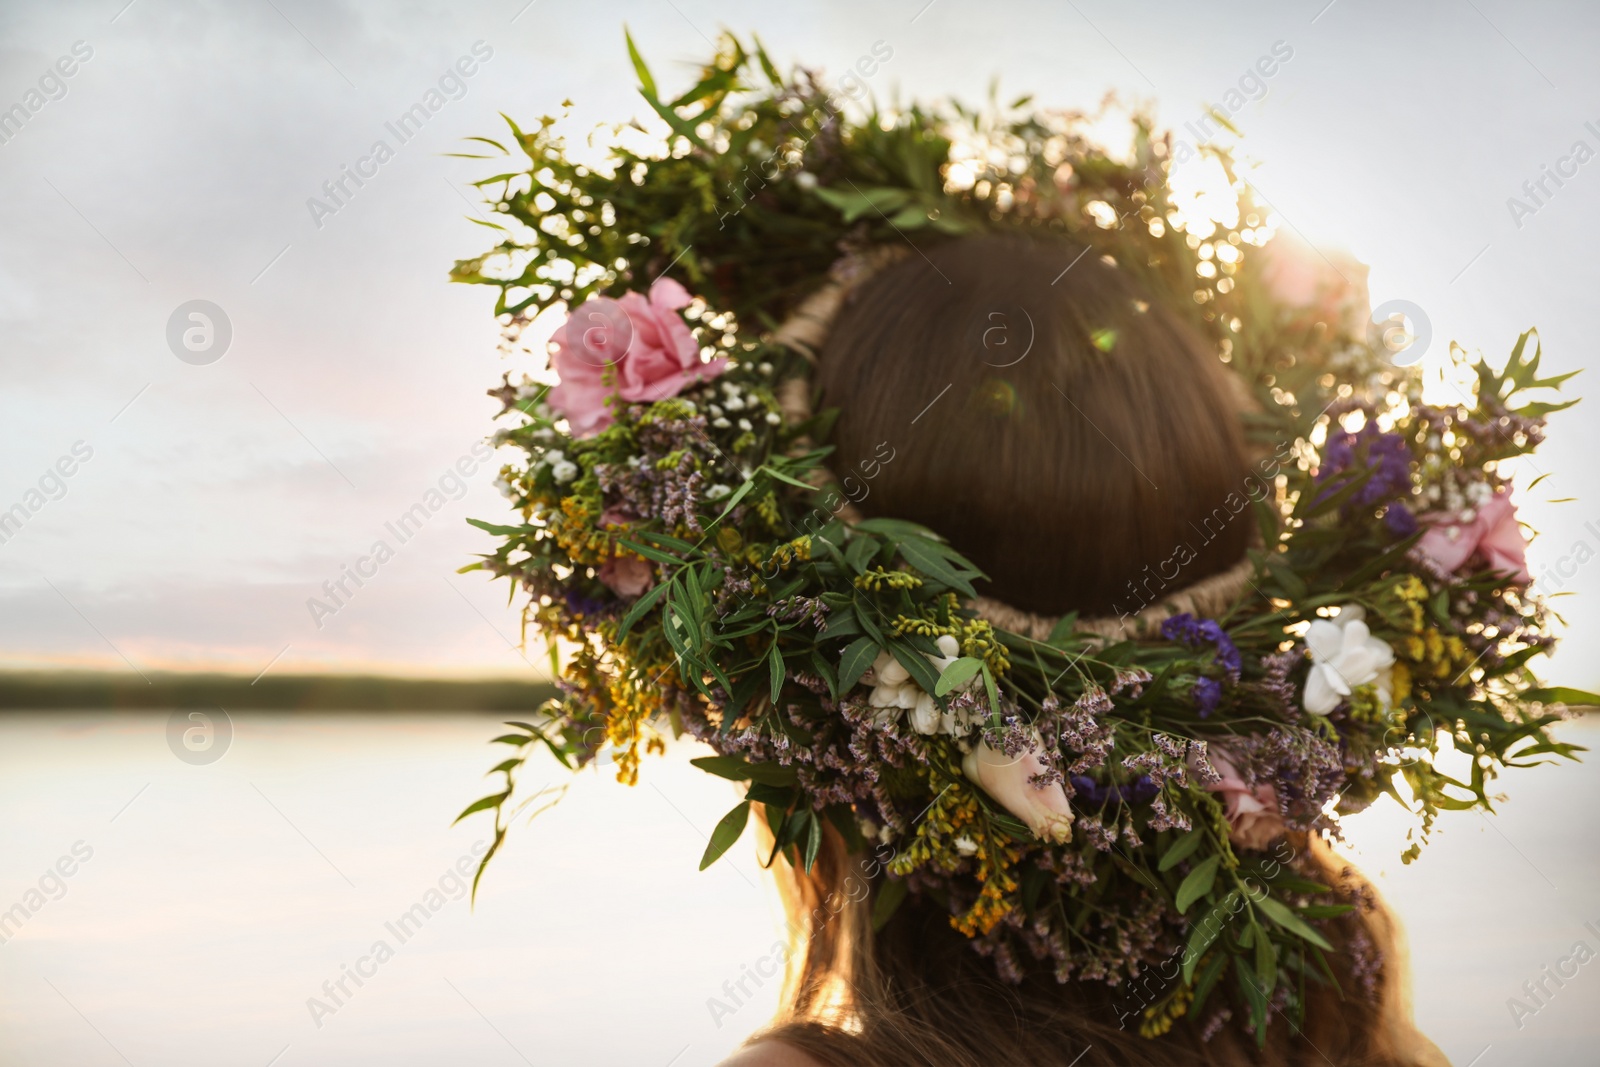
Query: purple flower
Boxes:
[
  {"xmin": 1068, "ymin": 774, "xmax": 1157, "ymax": 807},
  {"xmin": 1162, "ymin": 613, "xmax": 1241, "ymax": 683},
  {"xmin": 1384, "ymin": 501, "xmax": 1419, "ymax": 538},
  {"xmin": 1194, "ymin": 676, "xmax": 1222, "ymax": 717},
  {"xmin": 1315, "ymin": 422, "xmax": 1415, "ymax": 509}
]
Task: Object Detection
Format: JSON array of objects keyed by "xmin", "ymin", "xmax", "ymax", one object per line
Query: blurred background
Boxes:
[{"xmin": 2, "ymin": 1, "xmax": 1598, "ymax": 1064}]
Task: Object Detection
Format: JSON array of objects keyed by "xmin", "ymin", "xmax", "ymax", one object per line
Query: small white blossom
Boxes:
[
  {"xmin": 493, "ymin": 477, "xmax": 515, "ymax": 500},
  {"xmin": 764, "ymin": 411, "xmax": 782, "ymax": 425},
  {"xmin": 712, "ymin": 417, "xmax": 731, "ymax": 429},
  {"xmin": 737, "ymin": 418, "xmax": 752, "ymax": 431},
  {"xmin": 705, "ymin": 484, "xmax": 732, "ymax": 501},
  {"xmin": 865, "ymin": 636, "xmax": 979, "ymax": 736},
  {"xmin": 795, "ymin": 171, "xmax": 818, "ymax": 190},
  {"xmin": 550, "ymin": 460, "xmax": 578, "ymax": 484},
  {"xmin": 757, "ymin": 361, "xmax": 773, "ymax": 375},
  {"xmin": 1303, "ymin": 605, "xmax": 1396, "ymax": 715},
  {"xmin": 723, "ymin": 394, "xmax": 746, "ymax": 412}
]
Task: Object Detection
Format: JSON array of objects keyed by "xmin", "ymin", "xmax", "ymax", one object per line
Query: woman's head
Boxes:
[
  {"xmin": 817, "ymin": 232, "xmax": 1253, "ymax": 617},
  {"xmin": 753, "ymin": 233, "xmax": 1436, "ymax": 1065}
]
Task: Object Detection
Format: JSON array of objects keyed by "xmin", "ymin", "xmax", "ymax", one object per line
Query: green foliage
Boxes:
[{"xmin": 449, "ymin": 30, "xmax": 1590, "ymax": 1044}]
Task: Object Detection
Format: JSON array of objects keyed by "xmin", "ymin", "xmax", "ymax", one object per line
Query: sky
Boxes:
[{"xmin": 2, "ymin": 0, "xmax": 1599, "ymax": 684}]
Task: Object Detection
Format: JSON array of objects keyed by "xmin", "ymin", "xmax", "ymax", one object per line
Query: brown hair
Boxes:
[
  {"xmin": 757, "ymin": 827, "xmax": 1436, "ymax": 1066},
  {"xmin": 750, "ymin": 233, "xmax": 1440, "ymax": 1064},
  {"xmin": 815, "ymin": 232, "xmax": 1253, "ymax": 617}
]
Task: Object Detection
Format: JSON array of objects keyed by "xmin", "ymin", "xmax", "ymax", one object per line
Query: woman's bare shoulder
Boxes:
[{"xmin": 716, "ymin": 1039, "xmax": 825, "ymax": 1067}]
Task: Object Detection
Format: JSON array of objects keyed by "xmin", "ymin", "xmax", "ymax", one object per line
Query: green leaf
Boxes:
[
  {"xmin": 897, "ymin": 536, "xmax": 978, "ymax": 597},
  {"xmin": 889, "ymin": 640, "xmax": 941, "ymax": 695},
  {"xmin": 889, "ymin": 204, "xmax": 928, "ymax": 228},
  {"xmin": 699, "ymin": 800, "xmax": 752, "ymax": 870},
  {"xmin": 616, "ymin": 579, "xmax": 672, "ymax": 640},
  {"xmin": 821, "ymin": 611, "xmax": 861, "ymax": 641},
  {"xmin": 1182, "ymin": 890, "xmax": 1239, "ymax": 983},
  {"xmin": 1235, "ymin": 956, "xmax": 1270, "ymax": 1043},
  {"xmin": 488, "ymin": 733, "xmax": 532, "ymax": 746},
  {"xmin": 934, "ymin": 656, "xmax": 984, "ymax": 696},
  {"xmin": 689, "ymin": 755, "xmax": 798, "ymax": 786},
  {"xmin": 747, "ymin": 781, "xmax": 796, "ymax": 808},
  {"xmin": 1252, "ymin": 919, "xmax": 1277, "ymax": 986},
  {"xmin": 624, "ymin": 28, "xmax": 659, "ymax": 100},
  {"xmin": 1254, "ymin": 895, "xmax": 1334, "ymax": 950},
  {"xmin": 852, "ymin": 517, "xmax": 944, "ymax": 542},
  {"xmin": 454, "ymin": 790, "xmax": 510, "ymax": 824},
  {"xmin": 616, "ymin": 538, "xmax": 681, "ymax": 566},
  {"xmin": 1522, "ymin": 686, "xmax": 1600, "ymax": 707},
  {"xmin": 1188, "ymin": 948, "xmax": 1229, "ymax": 1019},
  {"xmin": 813, "ymin": 185, "xmax": 910, "ymax": 223},
  {"xmin": 871, "ymin": 877, "xmax": 908, "ymax": 930},
  {"xmin": 466, "ymin": 517, "xmax": 537, "ymax": 536},
  {"xmin": 768, "ymin": 641, "xmax": 786, "ymax": 704},
  {"xmin": 1175, "ymin": 854, "xmax": 1221, "ymax": 914},
  {"xmin": 1044, "ymin": 612, "xmax": 1080, "ymax": 648},
  {"xmin": 1158, "ymin": 827, "xmax": 1205, "ymax": 872},
  {"xmin": 838, "ymin": 636, "xmax": 879, "ymax": 692},
  {"xmin": 844, "ymin": 535, "xmax": 878, "ymax": 574},
  {"xmin": 803, "ymin": 812, "xmax": 823, "ymax": 873}
]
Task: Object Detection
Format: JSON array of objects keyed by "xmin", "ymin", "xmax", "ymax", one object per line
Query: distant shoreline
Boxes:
[{"xmin": 0, "ymin": 671, "xmax": 559, "ymax": 711}]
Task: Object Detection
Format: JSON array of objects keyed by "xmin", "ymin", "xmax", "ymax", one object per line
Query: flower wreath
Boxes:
[{"xmin": 451, "ymin": 34, "xmax": 1593, "ymax": 1044}]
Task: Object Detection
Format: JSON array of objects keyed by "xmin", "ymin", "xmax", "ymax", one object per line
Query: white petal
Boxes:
[
  {"xmin": 1337, "ymin": 648, "xmax": 1379, "ymax": 688},
  {"xmin": 1305, "ymin": 620, "xmax": 1345, "ymax": 663},
  {"xmin": 911, "ymin": 692, "xmax": 939, "ymax": 734},
  {"xmin": 869, "ymin": 684, "xmax": 899, "ymax": 708},
  {"xmin": 895, "ymin": 684, "xmax": 920, "ymax": 710},
  {"xmin": 1341, "ymin": 619, "xmax": 1373, "ymax": 657},
  {"xmin": 935, "ymin": 634, "xmax": 960, "ymax": 658},
  {"xmin": 1304, "ymin": 667, "xmax": 1340, "ymax": 714},
  {"xmin": 1364, "ymin": 636, "xmax": 1395, "ymax": 669},
  {"xmin": 876, "ymin": 656, "xmax": 910, "ymax": 686}
]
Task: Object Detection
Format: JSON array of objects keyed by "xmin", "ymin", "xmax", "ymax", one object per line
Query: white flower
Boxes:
[
  {"xmin": 794, "ymin": 171, "xmax": 818, "ymax": 190},
  {"xmin": 705, "ymin": 484, "xmax": 732, "ymax": 501},
  {"xmin": 1303, "ymin": 605, "xmax": 1395, "ymax": 715},
  {"xmin": 953, "ymin": 834, "xmax": 978, "ymax": 856},
  {"xmin": 764, "ymin": 411, "xmax": 782, "ymax": 425},
  {"xmin": 865, "ymin": 636, "xmax": 978, "ymax": 736},
  {"xmin": 723, "ymin": 394, "xmax": 746, "ymax": 412},
  {"xmin": 514, "ymin": 382, "xmax": 542, "ymax": 400},
  {"xmin": 737, "ymin": 418, "xmax": 752, "ymax": 432},
  {"xmin": 492, "ymin": 476, "xmax": 515, "ymax": 500},
  {"xmin": 712, "ymin": 417, "xmax": 731, "ymax": 429},
  {"xmin": 550, "ymin": 460, "xmax": 578, "ymax": 484}
]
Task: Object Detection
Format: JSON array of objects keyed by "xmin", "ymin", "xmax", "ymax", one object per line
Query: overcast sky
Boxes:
[{"xmin": 3, "ymin": 0, "xmax": 1598, "ymax": 684}]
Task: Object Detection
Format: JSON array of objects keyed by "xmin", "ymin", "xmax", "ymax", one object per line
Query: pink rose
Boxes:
[
  {"xmin": 1205, "ymin": 747, "xmax": 1284, "ymax": 851},
  {"xmin": 547, "ymin": 278, "xmax": 728, "ymax": 437},
  {"xmin": 962, "ymin": 739, "xmax": 1075, "ymax": 844},
  {"xmin": 1256, "ymin": 230, "xmax": 1371, "ymax": 338},
  {"xmin": 597, "ymin": 553, "xmax": 655, "ymax": 599},
  {"xmin": 1417, "ymin": 491, "xmax": 1530, "ymax": 585}
]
